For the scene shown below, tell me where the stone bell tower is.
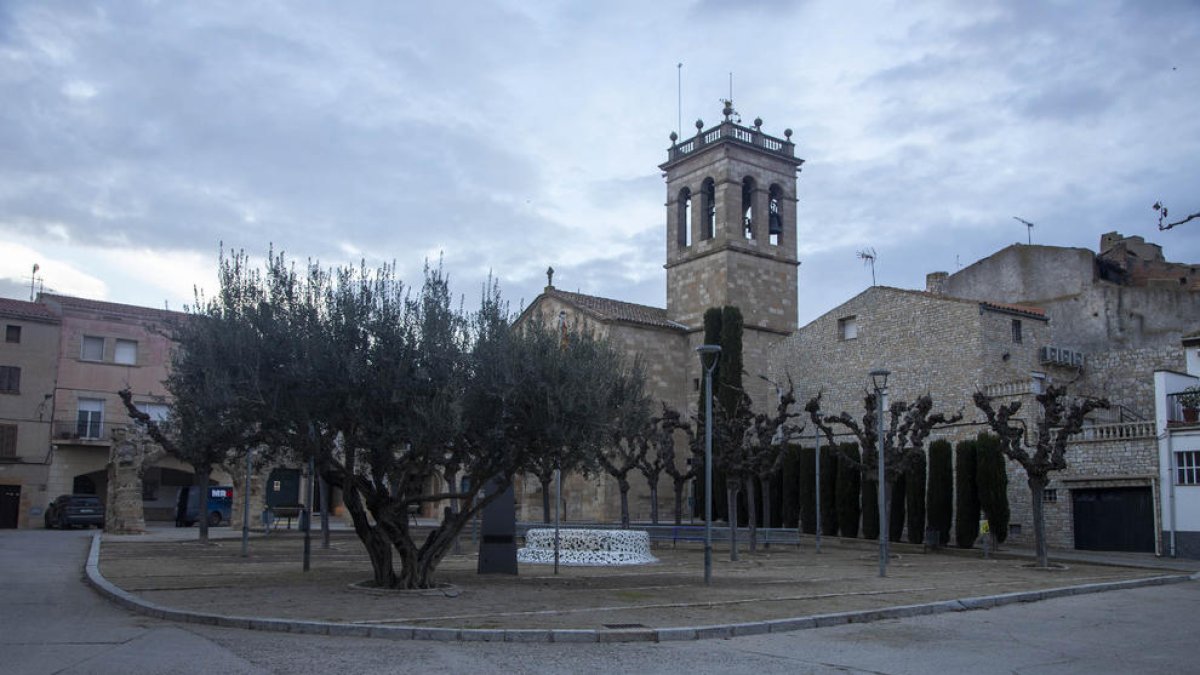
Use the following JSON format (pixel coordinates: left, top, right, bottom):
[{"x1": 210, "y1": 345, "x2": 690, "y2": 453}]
[{"x1": 660, "y1": 100, "x2": 802, "y2": 345}]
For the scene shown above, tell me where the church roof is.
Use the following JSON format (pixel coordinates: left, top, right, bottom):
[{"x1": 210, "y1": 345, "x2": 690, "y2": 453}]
[{"x1": 526, "y1": 288, "x2": 686, "y2": 331}]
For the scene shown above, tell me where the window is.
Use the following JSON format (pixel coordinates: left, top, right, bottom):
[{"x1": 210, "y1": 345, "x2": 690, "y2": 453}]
[
  {"x1": 1030, "y1": 372, "x2": 1046, "y2": 395},
  {"x1": 81, "y1": 336, "x2": 104, "y2": 361},
  {"x1": 677, "y1": 188, "x2": 692, "y2": 248},
  {"x1": 136, "y1": 402, "x2": 170, "y2": 422},
  {"x1": 1011, "y1": 319, "x2": 1023, "y2": 344},
  {"x1": 0, "y1": 366, "x2": 19, "y2": 393},
  {"x1": 5, "y1": 325, "x2": 19, "y2": 343},
  {"x1": 741, "y1": 176, "x2": 755, "y2": 239},
  {"x1": 701, "y1": 177, "x2": 716, "y2": 240},
  {"x1": 0, "y1": 424, "x2": 15, "y2": 457},
  {"x1": 1043, "y1": 489, "x2": 1057, "y2": 503},
  {"x1": 77, "y1": 398, "x2": 104, "y2": 439},
  {"x1": 1177, "y1": 451, "x2": 1200, "y2": 486},
  {"x1": 114, "y1": 339, "x2": 137, "y2": 365},
  {"x1": 838, "y1": 316, "x2": 858, "y2": 341}
]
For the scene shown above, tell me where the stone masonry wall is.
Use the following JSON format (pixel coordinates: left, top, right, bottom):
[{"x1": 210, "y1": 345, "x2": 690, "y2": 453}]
[{"x1": 1005, "y1": 431, "x2": 1159, "y2": 550}]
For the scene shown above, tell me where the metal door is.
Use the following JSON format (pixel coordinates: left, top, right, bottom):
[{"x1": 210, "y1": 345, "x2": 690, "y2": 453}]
[
  {"x1": 0, "y1": 485, "x2": 20, "y2": 528},
  {"x1": 1072, "y1": 487, "x2": 1154, "y2": 553}
]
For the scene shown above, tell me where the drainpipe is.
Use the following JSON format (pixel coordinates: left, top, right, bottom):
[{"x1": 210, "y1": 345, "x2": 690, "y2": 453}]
[{"x1": 1167, "y1": 431, "x2": 1177, "y2": 558}]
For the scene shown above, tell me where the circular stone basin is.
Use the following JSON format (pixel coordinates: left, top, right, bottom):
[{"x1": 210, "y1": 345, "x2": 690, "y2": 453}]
[{"x1": 518, "y1": 528, "x2": 659, "y2": 566}]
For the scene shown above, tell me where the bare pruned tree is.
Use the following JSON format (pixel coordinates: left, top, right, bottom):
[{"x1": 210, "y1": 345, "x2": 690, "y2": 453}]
[
  {"x1": 1153, "y1": 201, "x2": 1199, "y2": 230},
  {"x1": 973, "y1": 385, "x2": 1109, "y2": 567}
]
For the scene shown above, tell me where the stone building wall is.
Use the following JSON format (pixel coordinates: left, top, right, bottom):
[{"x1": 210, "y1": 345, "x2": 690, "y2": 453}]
[
  {"x1": 1004, "y1": 428, "x2": 1159, "y2": 549},
  {"x1": 769, "y1": 287, "x2": 993, "y2": 419},
  {"x1": 1076, "y1": 345, "x2": 1185, "y2": 418}
]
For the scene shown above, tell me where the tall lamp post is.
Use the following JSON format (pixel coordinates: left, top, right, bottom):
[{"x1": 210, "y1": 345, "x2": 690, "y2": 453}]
[
  {"x1": 697, "y1": 344, "x2": 722, "y2": 585},
  {"x1": 870, "y1": 369, "x2": 890, "y2": 578}
]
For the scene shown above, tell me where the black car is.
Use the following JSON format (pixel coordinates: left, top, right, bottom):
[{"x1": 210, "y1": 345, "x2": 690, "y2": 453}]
[{"x1": 44, "y1": 494, "x2": 105, "y2": 529}]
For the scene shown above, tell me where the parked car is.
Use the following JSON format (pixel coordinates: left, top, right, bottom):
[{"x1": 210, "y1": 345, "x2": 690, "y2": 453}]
[{"x1": 44, "y1": 494, "x2": 104, "y2": 529}]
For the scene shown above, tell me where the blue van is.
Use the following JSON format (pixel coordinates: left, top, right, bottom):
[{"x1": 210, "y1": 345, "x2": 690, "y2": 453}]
[{"x1": 175, "y1": 485, "x2": 234, "y2": 527}]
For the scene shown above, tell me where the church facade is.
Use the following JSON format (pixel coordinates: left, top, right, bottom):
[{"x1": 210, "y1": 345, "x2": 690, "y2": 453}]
[{"x1": 514, "y1": 103, "x2": 804, "y2": 523}]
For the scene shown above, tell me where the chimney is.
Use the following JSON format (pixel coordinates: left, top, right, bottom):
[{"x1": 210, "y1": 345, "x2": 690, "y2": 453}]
[{"x1": 926, "y1": 271, "x2": 948, "y2": 295}]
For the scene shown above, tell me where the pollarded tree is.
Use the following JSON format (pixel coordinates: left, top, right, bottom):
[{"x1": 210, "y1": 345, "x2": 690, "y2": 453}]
[
  {"x1": 638, "y1": 405, "x2": 691, "y2": 525},
  {"x1": 807, "y1": 391, "x2": 962, "y2": 544},
  {"x1": 973, "y1": 386, "x2": 1109, "y2": 567},
  {"x1": 741, "y1": 383, "x2": 802, "y2": 551},
  {"x1": 657, "y1": 405, "x2": 699, "y2": 525},
  {"x1": 599, "y1": 359, "x2": 652, "y2": 529}
]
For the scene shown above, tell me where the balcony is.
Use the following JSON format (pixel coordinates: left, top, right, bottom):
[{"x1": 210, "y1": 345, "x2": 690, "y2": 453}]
[
  {"x1": 53, "y1": 421, "x2": 127, "y2": 444},
  {"x1": 1166, "y1": 392, "x2": 1200, "y2": 427}
]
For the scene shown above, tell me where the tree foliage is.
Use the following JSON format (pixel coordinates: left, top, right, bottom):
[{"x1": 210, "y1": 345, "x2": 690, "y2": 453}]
[{"x1": 165, "y1": 250, "x2": 638, "y2": 589}]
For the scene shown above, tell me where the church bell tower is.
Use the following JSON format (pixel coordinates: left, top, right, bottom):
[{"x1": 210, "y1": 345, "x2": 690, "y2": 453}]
[{"x1": 660, "y1": 100, "x2": 802, "y2": 336}]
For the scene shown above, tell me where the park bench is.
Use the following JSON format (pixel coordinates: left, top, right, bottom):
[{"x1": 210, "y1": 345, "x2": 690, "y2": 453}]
[{"x1": 262, "y1": 505, "x2": 302, "y2": 532}]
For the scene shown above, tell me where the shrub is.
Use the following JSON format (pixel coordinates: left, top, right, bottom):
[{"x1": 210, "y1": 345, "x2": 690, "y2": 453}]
[
  {"x1": 975, "y1": 433, "x2": 1010, "y2": 544},
  {"x1": 926, "y1": 439, "x2": 953, "y2": 546},
  {"x1": 906, "y1": 451, "x2": 927, "y2": 544},
  {"x1": 861, "y1": 477, "x2": 879, "y2": 540},
  {"x1": 955, "y1": 439, "x2": 981, "y2": 548},
  {"x1": 889, "y1": 471, "x2": 907, "y2": 542},
  {"x1": 780, "y1": 446, "x2": 800, "y2": 528},
  {"x1": 798, "y1": 446, "x2": 817, "y2": 534},
  {"x1": 819, "y1": 445, "x2": 838, "y2": 536},
  {"x1": 836, "y1": 443, "x2": 862, "y2": 538}
]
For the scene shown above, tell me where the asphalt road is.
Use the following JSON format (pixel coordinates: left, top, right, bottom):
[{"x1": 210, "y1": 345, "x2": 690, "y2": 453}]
[{"x1": 2, "y1": 528, "x2": 1196, "y2": 674}]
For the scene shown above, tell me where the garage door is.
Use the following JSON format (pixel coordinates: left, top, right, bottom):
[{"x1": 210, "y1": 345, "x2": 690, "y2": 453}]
[{"x1": 1072, "y1": 487, "x2": 1154, "y2": 553}]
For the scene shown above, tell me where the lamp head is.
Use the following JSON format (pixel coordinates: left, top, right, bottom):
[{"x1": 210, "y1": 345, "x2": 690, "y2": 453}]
[
  {"x1": 869, "y1": 369, "x2": 890, "y2": 391},
  {"x1": 696, "y1": 344, "x2": 722, "y2": 370}
]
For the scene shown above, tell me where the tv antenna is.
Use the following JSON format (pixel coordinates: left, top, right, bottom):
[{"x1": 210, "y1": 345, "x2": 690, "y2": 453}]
[
  {"x1": 857, "y1": 248, "x2": 877, "y2": 286},
  {"x1": 1013, "y1": 216, "x2": 1035, "y2": 244},
  {"x1": 29, "y1": 263, "x2": 40, "y2": 301}
]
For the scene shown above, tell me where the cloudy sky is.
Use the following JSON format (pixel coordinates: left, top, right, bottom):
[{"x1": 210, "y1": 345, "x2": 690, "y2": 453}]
[{"x1": 1, "y1": 0, "x2": 1197, "y2": 325}]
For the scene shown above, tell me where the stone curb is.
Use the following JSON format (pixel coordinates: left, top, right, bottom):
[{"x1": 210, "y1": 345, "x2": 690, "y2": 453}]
[{"x1": 84, "y1": 534, "x2": 1198, "y2": 645}]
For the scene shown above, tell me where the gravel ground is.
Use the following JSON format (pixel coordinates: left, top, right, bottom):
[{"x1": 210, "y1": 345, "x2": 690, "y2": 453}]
[{"x1": 97, "y1": 530, "x2": 1176, "y2": 630}]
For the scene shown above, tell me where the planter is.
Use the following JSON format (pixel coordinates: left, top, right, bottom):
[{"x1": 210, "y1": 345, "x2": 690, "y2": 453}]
[{"x1": 1184, "y1": 407, "x2": 1199, "y2": 424}]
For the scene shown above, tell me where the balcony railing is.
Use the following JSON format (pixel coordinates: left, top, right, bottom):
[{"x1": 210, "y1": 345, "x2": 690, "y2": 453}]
[
  {"x1": 53, "y1": 421, "x2": 127, "y2": 443},
  {"x1": 666, "y1": 119, "x2": 796, "y2": 163},
  {"x1": 1167, "y1": 392, "x2": 1200, "y2": 427}
]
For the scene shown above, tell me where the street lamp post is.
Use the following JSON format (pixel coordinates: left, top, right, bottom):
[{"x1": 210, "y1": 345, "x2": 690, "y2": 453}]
[
  {"x1": 870, "y1": 369, "x2": 890, "y2": 578},
  {"x1": 697, "y1": 344, "x2": 722, "y2": 585}
]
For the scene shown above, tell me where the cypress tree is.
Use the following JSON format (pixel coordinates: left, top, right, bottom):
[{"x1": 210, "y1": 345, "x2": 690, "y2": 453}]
[
  {"x1": 889, "y1": 472, "x2": 906, "y2": 542},
  {"x1": 695, "y1": 308, "x2": 723, "y2": 519},
  {"x1": 836, "y1": 443, "x2": 861, "y2": 538},
  {"x1": 798, "y1": 446, "x2": 817, "y2": 534},
  {"x1": 926, "y1": 439, "x2": 953, "y2": 547},
  {"x1": 716, "y1": 306, "x2": 743, "y2": 416},
  {"x1": 780, "y1": 446, "x2": 800, "y2": 528},
  {"x1": 955, "y1": 439, "x2": 981, "y2": 548},
  {"x1": 861, "y1": 476, "x2": 879, "y2": 540},
  {"x1": 906, "y1": 451, "x2": 927, "y2": 544},
  {"x1": 975, "y1": 433, "x2": 1011, "y2": 544},
  {"x1": 819, "y1": 444, "x2": 838, "y2": 537}
]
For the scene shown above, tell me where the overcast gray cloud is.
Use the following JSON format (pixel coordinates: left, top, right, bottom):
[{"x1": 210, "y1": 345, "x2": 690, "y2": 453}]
[{"x1": 1, "y1": 0, "x2": 1197, "y2": 325}]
